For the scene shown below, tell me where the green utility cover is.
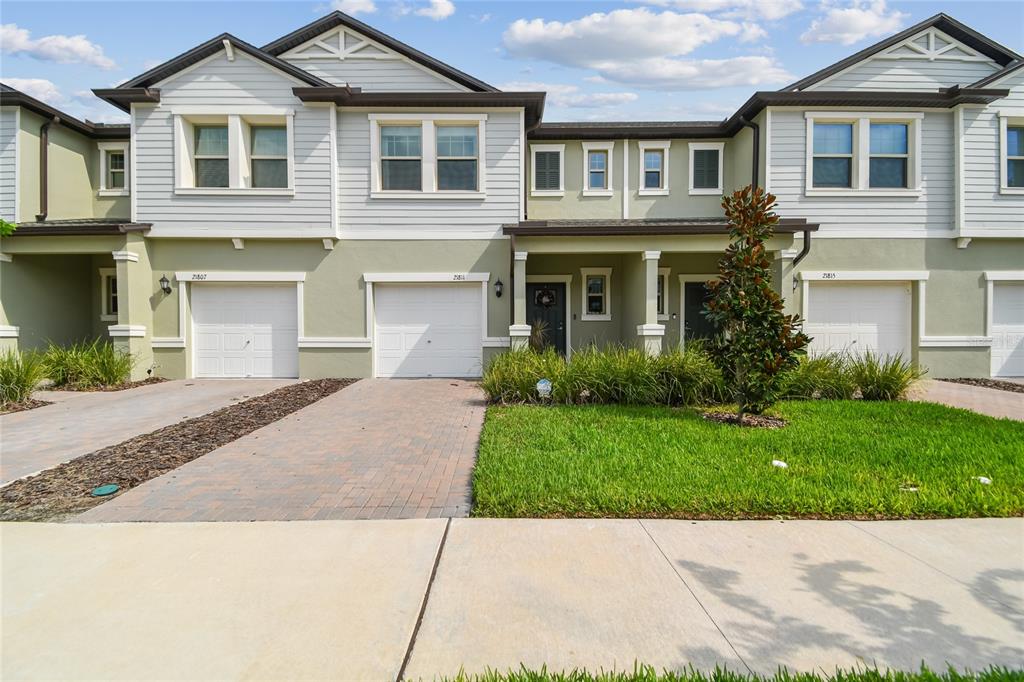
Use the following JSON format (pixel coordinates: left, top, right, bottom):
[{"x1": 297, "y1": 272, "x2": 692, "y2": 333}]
[{"x1": 91, "y1": 484, "x2": 119, "y2": 497}]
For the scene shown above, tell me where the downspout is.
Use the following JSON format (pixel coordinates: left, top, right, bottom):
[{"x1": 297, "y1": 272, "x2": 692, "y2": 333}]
[
  {"x1": 35, "y1": 116, "x2": 60, "y2": 222},
  {"x1": 793, "y1": 229, "x2": 812, "y2": 266},
  {"x1": 738, "y1": 116, "x2": 759, "y2": 188}
]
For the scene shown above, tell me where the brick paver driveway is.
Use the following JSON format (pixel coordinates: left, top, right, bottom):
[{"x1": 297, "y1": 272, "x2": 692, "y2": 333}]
[
  {"x1": 77, "y1": 379, "x2": 484, "y2": 522},
  {"x1": 913, "y1": 379, "x2": 1024, "y2": 420},
  {"x1": 0, "y1": 379, "x2": 293, "y2": 485}
]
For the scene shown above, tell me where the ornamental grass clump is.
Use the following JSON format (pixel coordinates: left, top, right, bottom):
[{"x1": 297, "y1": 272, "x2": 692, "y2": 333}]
[
  {"x1": 0, "y1": 350, "x2": 45, "y2": 407},
  {"x1": 781, "y1": 353, "x2": 857, "y2": 400},
  {"x1": 850, "y1": 351, "x2": 924, "y2": 401},
  {"x1": 655, "y1": 343, "x2": 728, "y2": 406},
  {"x1": 42, "y1": 339, "x2": 136, "y2": 389}
]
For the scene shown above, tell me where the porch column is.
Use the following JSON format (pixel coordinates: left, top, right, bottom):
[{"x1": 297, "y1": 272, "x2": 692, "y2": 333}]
[
  {"x1": 509, "y1": 250, "x2": 531, "y2": 349},
  {"x1": 637, "y1": 250, "x2": 665, "y2": 355},
  {"x1": 109, "y1": 232, "x2": 153, "y2": 381}
]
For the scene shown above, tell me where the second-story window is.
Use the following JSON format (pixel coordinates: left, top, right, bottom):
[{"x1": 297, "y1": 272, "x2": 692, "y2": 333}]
[
  {"x1": 869, "y1": 123, "x2": 908, "y2": 188},
  {"x1": 436, "y1": 125, "x2": 478, "y2": 191},
  {"x1": 97, "y1": 141, "x2": 129, "y2": 196},
  {"x1": 805, "y1": 113, "x2": 921, "y2": 194},
  {"x1": 589, "y1": 150, "x2": 608, "y2": 190},
  {"x1": 689, "y1": 142, "x2": 724, "y2": 195},
  {"x1": 107, "y1": 151, "x2": 125, "y2": 189},
  {"x1": 251, "y1": 126, "x2": 288, "y2": 189},
  {"x1": 194, "y1": 125, "x2": 229, "y2": 188},
  {"x1": 380, "y1": 125, "x2": 423, "y2": 191},
  {"x1": 812, "y1": 123, "x2": 853, "y2": 188},
  {"x1": 1007, "y1": 124, "x2": 1024, "y2": 189},
  {"x1": 532, "y1": 145, "x2": 564, "y2": 195},
  {"x1": 644, "y1": 150, "x2": 664, "y2": 189}
]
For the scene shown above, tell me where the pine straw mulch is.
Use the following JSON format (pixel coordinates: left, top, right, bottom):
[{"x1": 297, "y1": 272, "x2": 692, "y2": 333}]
[
  {"x1": 938, "y1": 377, "x2": 1024, "y2": 395},
  {"x1": 0, "y1": 398, "x2": 54, "y2": 415},
  {"x1": 0, "y1": 378, "x2": 357, "y2": 522},
  {"x1": 701, "y1": 410, "x2": 788, "y2": 429}
]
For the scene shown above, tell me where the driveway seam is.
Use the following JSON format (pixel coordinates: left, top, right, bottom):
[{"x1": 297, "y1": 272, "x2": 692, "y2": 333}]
[
  {"x1": 845, "y1": 520, "x2": 1024, "y2": 615},
  {"x1": 398, "y1": 517, "x2": 452, "y2": 682},
  {"x1": 638, "y1": 520, "x2": 752, "y2": 674}
]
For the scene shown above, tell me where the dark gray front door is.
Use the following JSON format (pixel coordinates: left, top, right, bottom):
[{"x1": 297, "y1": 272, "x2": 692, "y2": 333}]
[
  {"x1": 684, "y1": 281, "x2": 718, "y2": 342},
  {"x1": 526, "y1": 282, "x2": 566, "y2": 354}
]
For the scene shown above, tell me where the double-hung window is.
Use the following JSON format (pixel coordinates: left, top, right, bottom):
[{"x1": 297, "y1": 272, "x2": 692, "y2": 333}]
[
  {"x1": 97, "y1": 141, "x2": 129, "y2": 196},
  {"x1": 582, "y1": 142, "x2": 614, "y2": 196},
  {"x1": 380, "y1": 125, "x2": 422, "y2": 191},
  {"x1": 812, "y1": 123, "x2": 854, "y2": 188},
  {"x1": 589, "y1": 151, "x2": 608, "y2": 189},
  {"x1": 250, "y1": 126, "x2": 288, "y2": 189},
  {"x1": 107, "y1": 151, "x2": 126, "y2": 189},
  {"x1": 99, "y1": 268, "x2": 117, "y2": 322},
  {"x1": 437, "y1": 125, "x2": 478, "y2": 191},
  {"x1": 869, "y1": 123, "x2": 909, "y2": 188},
  {"x1": 805, "y1": 112, "x2": 921, "y2": 194},
  {"x1": 1001, "y1": 117, "x2": 1024, "y2": 193},
  {"x1": 638, "y1": 141, "x2": 670, "y2": 195},
  {"x1": 194, "y1": 125, "x2": 230, "y2": 188},
  {"x1": 581, "y1": 267, "x2": 612, "y2": 321},
  {"x1": 531, "y1": 144, "x2": 564, "y2": 196},
  {"x1": 689, "y1": 142, "x2": 724, "y2": 195},
  {"x1": 371, "y1": 115, "x2": 486, "y2": 197}
]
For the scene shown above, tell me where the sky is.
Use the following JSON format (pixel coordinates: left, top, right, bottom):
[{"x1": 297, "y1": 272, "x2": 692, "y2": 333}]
[{"x1": 1, "y1": 0, "x2": 1021, "y2": 125}]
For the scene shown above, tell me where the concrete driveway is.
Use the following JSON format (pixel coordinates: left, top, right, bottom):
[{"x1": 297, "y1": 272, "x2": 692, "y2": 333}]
[
  {"x1": 3, "y1": 518, "x2": 1020, "y2": 680},
  {"x1": 0, "y1": 379, "x2": 293, "y2": 485},
  {"x1": 913, "y1": 379, "x2": 1024, "y2": 421},
  {"x1": 76, "y1": 379, "x2": 484, "y2": 522}
]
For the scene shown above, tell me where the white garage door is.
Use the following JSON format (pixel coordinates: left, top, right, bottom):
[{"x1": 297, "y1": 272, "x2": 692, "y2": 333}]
[
  {"x1": 192, "y1": 284, "x2": 299, "y2": 378},
  {"x1": 992, "y1": 282, "x2": 1024, "y2": 377},
  {"x1": 374, "y1": 283, "x2": 482, "y2": 378},
  {"x1": 805, "y1": 282, "x2": 912, "y2": 359}
]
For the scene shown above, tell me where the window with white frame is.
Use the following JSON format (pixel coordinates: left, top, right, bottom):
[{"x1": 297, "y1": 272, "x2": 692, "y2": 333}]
[
  {"x1": 805, "y1": 112, "x2": 922, "y2": 194},
  {"x1": 99, "y1": 268, "x2": 117, "y2": 321},
  {"x1": 531, "y1": 144, "x2": 564, "y2": 196},
  {"x1": 97, "y1": 141, "x2": 129, "y2": 196},
  {"x1": 370, "y1": 114, "x2": 486, "y2": 197},
  {"x1": 1001, "y1": 116, "x2": 1024, "y2": 193},
  {"x1": 582, "y1": 142, "x2": 613, "y2": 195},
  {"x1": 639, "y1": 141, "x2": 670, "y2": 195},
  {"x1": 173, "y1": 111, "x2": 294, "y2": 194},
  {"x1": 657, "y1": 267, "x2": 670, "y2": 320},
  {"x1": 581, "y1": 267, "x2": 612, "y2": 321},
  {"x1": 689, "y1": 142, "x2": 724, "y2": 195}
]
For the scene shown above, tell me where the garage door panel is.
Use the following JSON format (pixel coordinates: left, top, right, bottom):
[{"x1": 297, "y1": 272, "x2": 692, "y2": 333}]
[
  {"x1": 992, "y1": 283, "x2": 1024, "y2": 377},
  {"x1": 806, "y1": 282, "x2": 911, "y2": 359}
]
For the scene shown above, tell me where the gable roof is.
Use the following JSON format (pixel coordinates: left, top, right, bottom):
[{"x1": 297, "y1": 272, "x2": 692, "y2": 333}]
[
  {"x1": 97, "y1": 33, "x2": 331, "y2": 111},
  {"x1": 784, "y1": 13, "x2": 1022, "y2": 92},
  {"x1": 0, "y1": 83, "x2": 129, "y2": 139},
  {"x1": 261, "y1": 11, "x2": 496, "y2": 93}
]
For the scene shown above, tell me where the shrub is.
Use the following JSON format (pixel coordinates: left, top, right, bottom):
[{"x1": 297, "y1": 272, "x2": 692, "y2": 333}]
[
  {"x1": 481, "y1": 348, "x2": 565, "y2": 403},
  {"x1": 850, "y1": 351, "x2": 924, "y2": 401},
  {"x1": 781, "y1": 353, "x2": 857, "y2": 400},
  {"x1": 655, "y1": 343, "x2": 728, "y2": 406},
  {"x1": 0, "y1": 350, "x2": 45, "y2": 406},
  {"x1": 42, "y1": 339, "x2": 136, "y2": 389}
]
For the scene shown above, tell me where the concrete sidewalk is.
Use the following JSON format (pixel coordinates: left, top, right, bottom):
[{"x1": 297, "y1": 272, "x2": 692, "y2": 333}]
[
  {"x1": 913, "y1": 379, "x2": 1024, "y2": 421},
  {"x1": 3, "y1": 519, "x2": 1021, "y2": 680}
]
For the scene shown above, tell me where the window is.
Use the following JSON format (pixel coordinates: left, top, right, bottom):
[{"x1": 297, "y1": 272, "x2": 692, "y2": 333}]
[
  {"x1": 869, "y1": 123, "x2": 908, "y2": 188},
  {"x1": 97, "y1": 141, "x2": 129, "y2": 196},
  {"x1": 804, "y1": 112, "x2": 922, "y2": 195},
  {"x1": 1002, "y1": 117, "x2": 1024, "y2": 193},
  {"x1": 812, "y1": 123, "x2": 853, "y2": 188},
  {"x1": 531, "y1": 144, "x2": 564, "y2": 195},
  {"x1": 380, "y1": 125, "x2": 422, "y2": 191},
  {"x1": 580, "y1": 267, "x2": 612, "y2": 321},
  {"x1": 99, "y1": 268, "x2": 117, "y2": 322},
  {"x1": 657, "y1": 268, "x2": 670, "y2": 320},
  {"x1": 582, "y1": 142, "x2": 614, "y2": 195},
  {"x1": 689, "y1": 142, "x2": 724, "y2": 195},
  {"x1": 250, "y1": 126, "x2": 288, "y2": 189},
  {"x1": 437, "y1": 125, "x2": 478, "y2": 191},
  {"x1": 194, "y1": 125, "x2": 229, "y2": 188},
  {"x1": 638, "y1": 141, "x2": 670, "y2": 195}
]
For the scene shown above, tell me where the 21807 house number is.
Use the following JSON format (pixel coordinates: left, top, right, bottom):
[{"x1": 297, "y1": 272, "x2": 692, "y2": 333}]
[{"x1": 191, "y1": 273, "x2": 208, "y2": 280}]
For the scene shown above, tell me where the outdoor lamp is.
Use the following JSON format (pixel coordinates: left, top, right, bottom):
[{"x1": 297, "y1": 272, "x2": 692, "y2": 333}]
[
  {"x1": 494, "y1": 278, "x2": 504, "y2": 298},
  {"x1": 159, "y1": 275, "x2": 172, "y2": 295}
]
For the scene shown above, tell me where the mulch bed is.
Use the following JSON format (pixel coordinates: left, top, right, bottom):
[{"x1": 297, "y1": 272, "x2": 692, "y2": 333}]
[
  {"x1": 701, "y1": 411, "x2": 788, "y2": 429},
  {"x1": 0, "y1": 399, "x2": 54, "y2": 415},
  {"x1": 0, "y1": 378, "x2": 356, "y2": 522},
  {"x1": 53, "y1": 376, "x2": 168, "y2": 393},
  {"x1": 937, "y1": 377, "x2": 1024, "y2": 394}
]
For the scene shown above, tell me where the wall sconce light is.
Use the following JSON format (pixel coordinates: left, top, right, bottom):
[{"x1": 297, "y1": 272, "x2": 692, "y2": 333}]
[
  {"x1": 494, "y1": 278, "x2": 504, "y2": 298},
  {"x1": 159, "y1": 275, "x2": 172, "y2": 295}
]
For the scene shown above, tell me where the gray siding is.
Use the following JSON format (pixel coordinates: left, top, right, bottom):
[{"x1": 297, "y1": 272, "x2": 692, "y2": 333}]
[
  {"x1": 808, "y1": 58, "x2": 999, "y2": 91},
  {"x1": 963, "y1": 70, "x2": 1024, "y2": 234},
  {"x1": 282, "y1": 57, "x2": 467, "y2": 92},
  {"x1": 135, "y1": 51, "x2": 333, "y2": 237},
  {"x1": 0, "y1": 107, "x2": 16, "y2": 222},
  {"x1": 338, "y1": 110, "x2": 521, "y2": 239},
  {"x1": 769, "y1": 109, "x2": 954, "y2": 236}
]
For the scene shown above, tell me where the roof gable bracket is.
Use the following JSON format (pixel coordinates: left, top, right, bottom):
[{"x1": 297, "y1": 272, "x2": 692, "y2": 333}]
[{"x1": 284, "y1": 26, "x2": 402, "y2": 62}]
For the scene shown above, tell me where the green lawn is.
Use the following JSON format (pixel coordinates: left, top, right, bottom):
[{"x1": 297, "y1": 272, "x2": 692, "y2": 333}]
[
  {"x1": 473, "y1": 401, "x2": 1024, "y2": 519},
  {"x1": 443, "y1": 666, "x2": 1022, "y2": 682}
]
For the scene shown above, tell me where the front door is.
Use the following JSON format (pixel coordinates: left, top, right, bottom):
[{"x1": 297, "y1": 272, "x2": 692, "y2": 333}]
[
  {"x1": 526, "y1": 282, "x2": 567, "y2": 354},
  {"x1": 683, "y1": 282, "x2": 718, "y2": 343}
]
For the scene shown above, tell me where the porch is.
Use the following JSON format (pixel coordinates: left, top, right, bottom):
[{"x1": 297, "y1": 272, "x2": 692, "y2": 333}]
[{"x1": 503, "y1": 218, "x2": 817, "y2": 354}]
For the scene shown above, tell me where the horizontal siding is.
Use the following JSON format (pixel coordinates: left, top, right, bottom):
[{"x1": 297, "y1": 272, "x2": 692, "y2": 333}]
[
  {"x1": 338, "y1": 110, "x2": 520, "y2": 238},
  {"x1": 138, "y1": 51, "x2": 333, "y2": 236},
  {"x1": 810, "y1": 58, "x2": 998, "y2": 91},
  {"x1": 0, "y1": 108, "x2": 15, "y2": 222},
  {"x1": 282, "y1": 57, "x2": 466, "y2": 92},
  {"x1": 770, "y1": 109, "x2": 954, "y2": 236},
  {"x1": 963, "y1": 71, "x2": 1024, "y2": 234}
]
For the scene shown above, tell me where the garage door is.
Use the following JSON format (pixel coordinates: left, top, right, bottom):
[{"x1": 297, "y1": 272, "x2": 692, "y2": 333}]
[
  {"x1": 805, "y1": 282, "x2": 912, "y2": 359},
  {"x1": 192, "y1": 284, "x2": 299, "y2": 378},
  {"x1": 991, "y1": 282, "x2": 1024, "y2": 377},
  {"x1": 374, "y1": 283, "x2": 482, "y2": 378}
]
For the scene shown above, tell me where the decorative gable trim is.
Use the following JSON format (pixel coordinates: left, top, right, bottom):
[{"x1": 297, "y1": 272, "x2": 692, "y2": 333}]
[{"x1": 872, "y1": 28, "x2": 993, "y2": 63}]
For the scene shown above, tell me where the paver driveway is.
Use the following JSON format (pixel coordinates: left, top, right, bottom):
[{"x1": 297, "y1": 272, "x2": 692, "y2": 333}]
[
  {"x1": 913, "y1": 379, "x2": 1024, "y2": 420},
  {"x1": 0, "y1": 379, "x2": 293, "y2": 485},
  {"x1": 77, "y1": 379, "x2": 484, "y2": 522}
]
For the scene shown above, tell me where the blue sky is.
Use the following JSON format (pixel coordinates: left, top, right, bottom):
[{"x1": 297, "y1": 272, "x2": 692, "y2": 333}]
[{"x1": 1, "y1": 0, "x2": 1021, "y2": 124}]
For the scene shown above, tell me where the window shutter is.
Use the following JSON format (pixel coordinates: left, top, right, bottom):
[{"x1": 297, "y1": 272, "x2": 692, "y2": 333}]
[
  {"x1": 535, "y1": 151, "x2": 560, "y2": 190},
  {"x1": 693, "y1": 149, "x2": 719, "y2": 189}
]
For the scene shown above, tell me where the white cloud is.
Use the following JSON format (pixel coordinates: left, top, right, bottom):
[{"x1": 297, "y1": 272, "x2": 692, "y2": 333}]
[
  {"x1": 592, "y1": 55, "x2": 794, "y2": 90},
  {"x1": 645, "y1": 0, "x2": 804, "y2": 21},
  {"x1": 739, "y1": 22, "x2": 767, "y2": 42},
  {"x1": 332, "y1": 0, "x2": 377, "y2": 15},
  {"x1": 800, "y1": 0, "x2": 907, "y2": 45},
  {"x1": 2, "y1": 77, "x2": 65, "y2": 105},
  {"x1": 0, "y1": 24, "x2": 116, "y2": 69},
  {"x1": 416, "y1": 0, "x2": 455, "y2": 20},
  {"x1": 500, "y1": 81, "x2": 639, "y2": 108}
]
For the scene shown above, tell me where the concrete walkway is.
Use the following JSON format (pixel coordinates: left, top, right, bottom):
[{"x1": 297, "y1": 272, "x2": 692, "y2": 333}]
[
  {"x1": 77, "y1": 379, "x2": 484, "y2": 522},
  {"x1": 3, "y1": 519, "x2": 1021, "y2": 680},
  {"x1": 913, "y1": 379, "x2": 1024, "y2": 421},
  {"x1": 0, "y1": 379, "x2": 293, "y2": 485}
]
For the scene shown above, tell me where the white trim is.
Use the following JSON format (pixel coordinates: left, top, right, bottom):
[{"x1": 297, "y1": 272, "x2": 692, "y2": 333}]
[
  {"x1": 998, "y1": 114, "x2": 1024, "y2": 194},
  {"x1": 222, "y1": 39, "x2": 234, "y2": 62},
  {"x1": 638, "y1": 140, "x2": 671, "y2": 196},
  {"x1": 112, "y1": 250, "x2": 139, "y2": 263},
  {"x1": 329, "y1": 105, "x2": 340, "y2": 238},
  {"x1": 0, "y1": 253, "x2": 11, "y2": 263},
  {"x1": 367, "y1": 191, "x2": 485, "y2": 200},
  {"x1": 919, "y1": 336, "x2": 992, "y2": 347},
  {"x1": 97, "y1": 141, "x2": 129, "y2": 196},
  {"x1": 642, "y1": 250, "x2": 661, "y2": 261},
  {"x1": 173, "y1": 187, "x2": 295, "y2": 196},
  {"x1": 954, "y1": 105, "x2": 965, "y2": 234},
  {"x1": 0, "y1": 325, "x2": 19, "y2": 338},
  {"x1": 984, "y1": 272, "x2": 1024, "y2": 339},
  {"x1": 657, "y1": 267, "x2": 670, "y2": 321},
  {"x1": 129, "y1": 104, "x2": 137, "y2": 222},
  {"x1": 170, "y1": 106, "x2": 296, "y2": 117},
  {"x1": 582, "y1": 141, "x2": 614, "y2": 196},
  {"x1": 688, "y1": 142, "x2": 724, "y2": 195},
  {"x1": 957, "y1": 237, "x2": 972, "y2": 249},
  {"x1": 580, "y1": 267, "x2": 612, "y2": 321},
  {"x1": 363, "y1": 272, "x2": 489, "y2": 283},
  {"x1": 297, "y1": 337, "x2": 372, "y2": 348},
  {"x1": 152, "y1": 337, "x2": 185, "y2": 348},
  {"x1": 621, "y1": 138, "x2": 629, "y2": 218},
  {"x1": 12, "y1": 106, "x2": 19, "y2": 222},
  {"x1": 798, "y1": 271, "x2": 929, "y2": 281},
  {"x1": 526, "y1": 274, "x2": 573, "y2": 356},
  {"x1": 530, "y1": 143, "x2": 565, "y2": 196},
  {"x1": 482, "y1": 337, "x2": 511, "y2": 348},
  {"x1": 984, "y1": 271, "x2": 1024, "y2": 281},
  {"x1": 677, "y1": 274, "x2": 719, "y2": 346},
  {"x1": 509, "y1": 325, "x2": 532, "y2": 337},
  {"x1": 232, "y1": 238, "x2": 244, "y2": 250},
  {"x1": 519, "y1": 109, "x2": 526, "y2": 218},
  {"x1": 108, "y1": 324, "x2": 146, "y2": 338},
  {"x1": 764, "y1": 108, "x2": 772, "y2": 192},
  {"x1": 175, "y1": 271, "x2": 306, "y2": 282},
  {"x1": 369, "y1": 113, "x2": 488, "y2": 122},
  {"x1": 636, "y1": 323, "x2": 666, "y2": 337},
  {"x1": 514, "y1": 251, "x2": 528, "y2": 262},
  {"x1": 99, "y1": 267, "x2": 117, "y2": 322},
  {"x1": 322, "y1": 238, "x2": 335, "y2": 250}
]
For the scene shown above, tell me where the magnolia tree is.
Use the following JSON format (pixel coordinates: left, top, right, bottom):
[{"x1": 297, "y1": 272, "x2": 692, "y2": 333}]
[{"x1": 704, "y1": 186, "x2": 810, "y2": 420}]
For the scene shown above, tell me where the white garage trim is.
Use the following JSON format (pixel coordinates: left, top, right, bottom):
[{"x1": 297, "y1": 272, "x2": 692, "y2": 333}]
[
  {"x1": 985, "y1": 271, "x2": 1024, "y2": 337},
  {"x1": 363, "y1": 272, "x2": 490, "y2": 283},
  {"x1": 799, "y1": 272, "x2": 928, "y2": 340},
  {"x1": 108, "y1": 325, "x2": 146, "y2": 337},
  {"x1": 175, "y1": 271, "x2": 306, "y2": 282},
  {"x1": 802, "y1": 280, "x2": 913, "y2": 359}
]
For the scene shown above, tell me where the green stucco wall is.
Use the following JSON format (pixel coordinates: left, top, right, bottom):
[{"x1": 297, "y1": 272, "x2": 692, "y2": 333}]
[{"x1": 1, "y1": 254, "x2": 98, "y2": 349}]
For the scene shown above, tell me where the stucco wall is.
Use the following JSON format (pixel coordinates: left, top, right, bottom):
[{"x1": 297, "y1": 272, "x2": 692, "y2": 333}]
[{"x1": 1, "y1": 254, "x2": 97, "y2": 349}]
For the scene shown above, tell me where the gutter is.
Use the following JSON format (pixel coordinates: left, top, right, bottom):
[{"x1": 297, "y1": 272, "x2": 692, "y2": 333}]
[
  {"x1": 738, "y1": 116, "x2": 760, "y2": 188},
  {"x1": 35, "y1": 116, "x2": 59, "y2": 222},
  {"x1": 793, "y1": 229, "x2": 813, "y2": 266}
]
